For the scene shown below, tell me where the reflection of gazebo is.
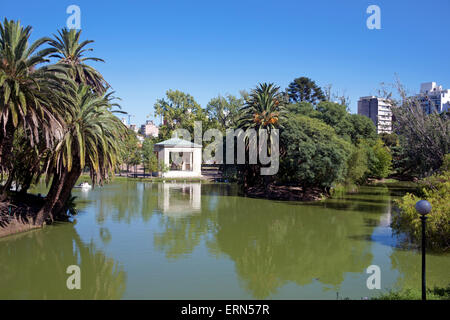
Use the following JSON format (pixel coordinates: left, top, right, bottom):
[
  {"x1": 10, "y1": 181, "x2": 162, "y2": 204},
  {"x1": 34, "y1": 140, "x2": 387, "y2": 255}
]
[
  {"x1": 154, "y1": 138, "x2": 202, "y2": 178},
  {"x1": 157, "y1": 183, "x2": 201, "y2": 217}
]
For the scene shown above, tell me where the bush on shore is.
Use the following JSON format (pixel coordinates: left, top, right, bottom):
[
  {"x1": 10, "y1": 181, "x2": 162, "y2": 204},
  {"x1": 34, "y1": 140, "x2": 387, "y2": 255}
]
[{"x1": 391, "y1": 155, "x2": 450, "y2": 251}]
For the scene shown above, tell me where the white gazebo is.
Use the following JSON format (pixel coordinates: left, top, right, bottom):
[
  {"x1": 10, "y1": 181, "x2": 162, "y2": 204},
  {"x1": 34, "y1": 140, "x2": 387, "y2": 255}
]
[{"x1": 154, "y1": 138, "x2": 202, "y2": 178}]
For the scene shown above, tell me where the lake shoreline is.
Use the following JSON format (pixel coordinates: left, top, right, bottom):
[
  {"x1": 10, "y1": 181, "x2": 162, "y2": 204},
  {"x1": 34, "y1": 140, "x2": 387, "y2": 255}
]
[
  {"x1": 0, "y1": 193, "x2": 52, "y2": 239},
  {"x1": 244, "y1": 184, "x2": 325, "y2": 201}
]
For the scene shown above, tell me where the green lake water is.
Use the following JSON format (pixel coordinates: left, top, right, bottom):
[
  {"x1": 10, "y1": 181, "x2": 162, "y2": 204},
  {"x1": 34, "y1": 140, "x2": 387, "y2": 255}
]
[{"x1": 0, "y1": 181, "x2": 449, "y2": 299}]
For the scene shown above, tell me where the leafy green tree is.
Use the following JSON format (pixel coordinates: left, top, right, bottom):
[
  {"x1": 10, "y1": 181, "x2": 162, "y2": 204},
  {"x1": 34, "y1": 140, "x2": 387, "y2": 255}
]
[
  {"x1": 206, "y1": 94, "x2": 243, "y2": 130},
  {"x1": 312, "y1": 101, "x2": 352, "y2": 140},
  {"x1": 379, "y1": 132, "x2": 398, "y2": 147},
  {"x1": 285, "y1": 102, "x2": 318, "y2": 117},
  {"x1": 348, "y1": 114, "x2": 377, "y2": 145},
  {"x1": 279, "y1": 115, "x2": 352, "y2": 190},
  {"x1": 154, "y1": 90, "x2": 208, "y2": 140},
  {"x1": 287, "y1": 77, "x2": 325, "y2": 104},
  {"x1": 363, "y1": 139, "x2": 392, "y2": 179},
  {"x1": 121, "y1": 129, "x2": 140, "y2": 174},
  {"x1": 345, "y1": 144, "x2": 369, "y2": 185},
  {"x1": 141, "y1": 138, "x2": 158, "y2": 176}
]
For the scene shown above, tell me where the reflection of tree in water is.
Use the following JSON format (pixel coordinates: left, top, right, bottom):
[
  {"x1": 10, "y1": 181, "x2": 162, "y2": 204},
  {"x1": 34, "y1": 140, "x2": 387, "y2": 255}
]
[
  {"x1": 93, "y1": 181, "x2": 158, "y2": 224},
  {"x1": 389, "y1": 248, "x2": 450, "y2": 292},
  {"x1": 213, "y1": 199, "x2": 377, "y2": 299},
  {"x1": 0, "y1": 223, "x2": 126, "y2": 299},
  {"x1": 152, "y1": 184, "x2": 389, "y2": 299},
  {"x1": 153, "y1": 183, "x2": 232, "y2": 259},
  {"x1": 153, "y1": 210, "x2": 215, "y2": 259}
]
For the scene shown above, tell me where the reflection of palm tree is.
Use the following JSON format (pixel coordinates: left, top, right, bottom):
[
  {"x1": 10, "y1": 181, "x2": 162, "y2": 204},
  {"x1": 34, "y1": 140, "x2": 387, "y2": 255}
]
[{"x1": 0, "y1": 223, "x2": 126, "y2": 299}]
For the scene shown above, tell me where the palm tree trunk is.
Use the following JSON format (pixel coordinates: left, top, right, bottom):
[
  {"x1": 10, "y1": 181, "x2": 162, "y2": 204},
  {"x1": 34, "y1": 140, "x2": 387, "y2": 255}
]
[
  {"x1": 35, "y1": 162, "x2": 82, "y2": 226},
  {"x1": 19, "y1": 173, "x2": 34, "y2": 195}
]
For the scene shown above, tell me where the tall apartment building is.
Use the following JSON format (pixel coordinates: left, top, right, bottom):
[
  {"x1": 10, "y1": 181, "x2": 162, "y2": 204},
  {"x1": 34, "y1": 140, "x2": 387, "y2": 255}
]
[
  {"x1": 414, "y1": 82, "x2": 450, "y2": 114},
  {"x1": 357, "y1": 96, "x2": 393, "y2": 134},
  {"x1": 140, "y1": 120, "x2": 159, "y2": 138}
]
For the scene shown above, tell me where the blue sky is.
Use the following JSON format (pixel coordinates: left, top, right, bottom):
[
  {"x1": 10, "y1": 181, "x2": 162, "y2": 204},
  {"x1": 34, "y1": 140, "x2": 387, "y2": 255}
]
[{"x1": 2, "y1": 0, "x2": 449, "y2": 126}]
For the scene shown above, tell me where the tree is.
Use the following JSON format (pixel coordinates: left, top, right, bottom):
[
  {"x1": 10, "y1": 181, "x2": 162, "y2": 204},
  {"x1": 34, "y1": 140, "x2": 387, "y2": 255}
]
[
  {"x1": 285, "y1": 102, "x2": 318, "y2": 117},
  {"x1": 345, "y1": 144, "x2": 369, "y2": 185},
  {"x1": 154, "y1": 90, "x2": 208, "y2": 140},
  {"x1": 348, "y1": 113, "x2": 377, "y2": 145},
  {"x1": 48, "y1": 28, "x2": 108, "y2": 94},
  {"x1": 287, "y1": 77, "x2": 325, "y2": 104},
  {"x1": 121, "y1": 129, "x2": 140, "y2": 175},
  {"x1": 393, "y1": 101, "x2": 449, "y2": 177},
  {"x1": 0, "y1": 19, "x2": 65, "y2": 198},
  {"x1": 363, "y1": 139, "x2": 392, "y2": 179},
  {"x1": 236, "y1": 83, "x2": 287, "y2": 189},
  {"x1": 36, "y1": 84, "x2": 127, "y2": 225},
  {"x1": 142, "y1": 139, "x2": 158, "y2": 176},
  {"x1": 312, "y1": 101, "x2": 352, "y2": 140},
  {"x1": 206, "y1": 94, "x2": 243, "y2": 130},
  {"x1": 238, "y1": 83, "x2": 286, "y2": 134},
  {"x1": 279, "y1": 115, "x2": 352, "y2": 190},
  {"x1": 379, "y1": 132, "x2": 398, "y2": 148}
]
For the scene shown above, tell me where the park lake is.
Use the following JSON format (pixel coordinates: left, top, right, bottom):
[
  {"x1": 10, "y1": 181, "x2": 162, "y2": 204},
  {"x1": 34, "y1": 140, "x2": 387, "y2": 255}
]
[{"x1": 0, "y1": 181, "x2": 449, "y2": 299}]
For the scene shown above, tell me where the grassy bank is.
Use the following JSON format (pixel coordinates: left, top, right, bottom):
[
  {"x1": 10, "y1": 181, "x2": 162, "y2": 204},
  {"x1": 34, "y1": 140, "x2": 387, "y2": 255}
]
[{"x1": 373, "y1": 285, "x2": 450, "y2": 300}]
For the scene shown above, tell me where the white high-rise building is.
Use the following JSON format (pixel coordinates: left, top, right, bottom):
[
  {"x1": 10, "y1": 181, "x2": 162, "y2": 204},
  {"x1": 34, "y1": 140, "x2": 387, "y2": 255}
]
[
  {"x1": 357, "y1": 96, "x2": 393, "y2": 134},
  {"x1": 415, "y1": 82, "x2": 450, "y2": 114}
]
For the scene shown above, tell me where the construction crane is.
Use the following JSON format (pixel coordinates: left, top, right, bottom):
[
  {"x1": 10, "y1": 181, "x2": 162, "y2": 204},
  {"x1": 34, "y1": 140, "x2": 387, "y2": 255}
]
[{"x1": 127, "y1": 114, "x2": 135, "y2": 125}]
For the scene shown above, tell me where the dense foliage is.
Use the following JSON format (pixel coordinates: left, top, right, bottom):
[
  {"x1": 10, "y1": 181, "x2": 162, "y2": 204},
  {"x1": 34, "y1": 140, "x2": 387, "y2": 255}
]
[
  {"x1": 392, "y1": 155, "x2": 450, "y2": 251},
  {"x1": 0, "y1": 19, "x2": 127, "y2": 225},
  {"x1": 279, "y1": 115, "x2": 352, "y2": 189}
]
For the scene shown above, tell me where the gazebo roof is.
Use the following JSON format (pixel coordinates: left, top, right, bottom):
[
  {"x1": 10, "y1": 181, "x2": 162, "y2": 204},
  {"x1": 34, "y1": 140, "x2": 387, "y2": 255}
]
[{"x1": 154, "y1": 138, "x2": 202, "y2": 148}]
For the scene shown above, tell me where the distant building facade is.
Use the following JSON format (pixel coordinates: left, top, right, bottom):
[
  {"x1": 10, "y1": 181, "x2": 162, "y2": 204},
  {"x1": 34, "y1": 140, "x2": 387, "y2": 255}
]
[
  {"x1": 129, "y1": 124, "x2": 139, "y2": 133},
  {"x1": 140, "y1": 120, "x2": 159, "y2": 138},
  {"x1": 357, "y1": 96, "x2": 393, "y2": 134},
  {"x1": 414, "y1": 82, "x2": 450, "y2": 114}
]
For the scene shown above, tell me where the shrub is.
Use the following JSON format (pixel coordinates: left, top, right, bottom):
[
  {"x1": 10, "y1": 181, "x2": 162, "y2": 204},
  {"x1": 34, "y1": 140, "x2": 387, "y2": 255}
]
[
  {"x1": 392, "y1": 160, "x2": 450, "y2": 251},
  {"x1": 345, "y1": 144, "x2": 369, "y2": 185}
]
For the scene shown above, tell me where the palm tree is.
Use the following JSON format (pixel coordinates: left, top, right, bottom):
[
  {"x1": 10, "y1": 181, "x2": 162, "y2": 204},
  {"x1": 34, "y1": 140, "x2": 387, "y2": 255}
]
[
  {"x1": 238, "y1": 83, "x2": 286, "y2": 134},
  {"x1": 36, "y1": 84, "x2": 127, "y2": 225},
  {"x1": 48, "y1": 28, "x2": 109, "y2": 94},
  {"x1": 236, "y1": 83, "x2": 286, "y2": 189},
  {"x1": 0, "y1": 19, "x2": 65, "y2": 197}
]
